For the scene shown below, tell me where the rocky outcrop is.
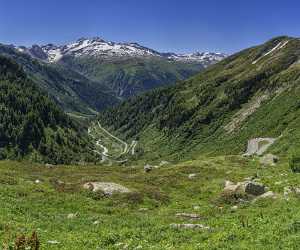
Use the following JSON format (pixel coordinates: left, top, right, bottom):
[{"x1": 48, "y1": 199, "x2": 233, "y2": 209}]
[
  {"x1": 83, "y1": 182, "x2": 131, "y2": 196},
  {"x1": 243, "y1": 138, "x2": 276, "y2": 156}
]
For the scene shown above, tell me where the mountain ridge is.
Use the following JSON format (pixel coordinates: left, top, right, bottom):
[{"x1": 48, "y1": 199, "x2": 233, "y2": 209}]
[
  {"x1": 16, "y1": 37, "x2": 226, "y2": 65},
  {"x1": 97, "y1": 36, "x2": 300, "y2": 162}
]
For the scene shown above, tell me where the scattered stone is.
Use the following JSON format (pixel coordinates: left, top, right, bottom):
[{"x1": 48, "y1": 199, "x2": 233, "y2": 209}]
[
  {"x1": 223, "y1": 180, "x2": 241, "y2": 193},
  {"x1": 260, "y1": 154, "x2": 279, "y2": 166},
  {"x1": 45, "y1": 163, "x2": 55, "y2": 168},
  {"x1": 138, "y1": 207, "x2": 149, "y2": 212},
  {"x1": 55, "y1": 180, "x2": 65, "y2": 185},
  {"x1": 83, "y1": 182, "x2": 131, "y2": 196},
  {"x1": 47, "y1": 240, "x2": 60, "y2": 244},
  {"x1": 244, "y1": 182, "x2": 266, "y2": 196},
  {"x1": 254, "y1": 191, "x2": 278, "y2": 202},
  {"x1": 144, "y1": 164, "x2": 154, "y2": 173},
  {"x1": 170, "y1": 223, "x2": 210, "y2": 230},
  {"x1": 193, "y1": 205, "x2": 200, "y2": 210},
  {"x1": 159, "y1": 161, "x2": 170, "y2": 167},
  {"x1": 284, "y1": 187, "x2": 292, "y2": 199},
  {"x1": 188, "y1": 174, "x2": 197, "y2": 179},
  {"x1": 176, "y1": 213, "x2": 201, "y2": 219},
  {"x1": 284, "y1": 186, "x2": 300, "y2": 199},
  {"x1": 67, "y1": 213, "x2": 77, "y2": 219},
  {"x1": 231, "y1": 205, "x2": 238, "y2": 211},
  {"x1": 93, "y1": 220, "x2": 100, "y2": 225}
]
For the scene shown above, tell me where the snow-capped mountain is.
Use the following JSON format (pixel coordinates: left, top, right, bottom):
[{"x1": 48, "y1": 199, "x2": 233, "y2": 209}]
[{"x1": 18, "y1": 37, "x2": 226, "y2": 65}]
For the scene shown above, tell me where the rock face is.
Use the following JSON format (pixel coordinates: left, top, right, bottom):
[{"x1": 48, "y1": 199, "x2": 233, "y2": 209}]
[
  {"x1": 83, "y1": 182, "x2": 131, "y2": 196},
  {"x1": 260, "y1": 154, "x2": 279, "y2": 166},
  {"x1": 243, "y1": 138, "x2": 276, "y2": 156}
]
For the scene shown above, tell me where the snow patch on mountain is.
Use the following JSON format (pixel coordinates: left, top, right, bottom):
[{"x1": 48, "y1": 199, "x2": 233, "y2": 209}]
[{"x1": 17, "y1": 37, "x2": 227, "y2": 65}]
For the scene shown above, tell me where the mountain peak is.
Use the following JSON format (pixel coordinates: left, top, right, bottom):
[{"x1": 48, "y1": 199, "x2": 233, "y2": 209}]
[{"x1": 16, "y1": 37, "x2": 226, "y2": 64}]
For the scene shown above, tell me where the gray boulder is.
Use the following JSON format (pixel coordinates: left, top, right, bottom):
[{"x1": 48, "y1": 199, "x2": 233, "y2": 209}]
[
  {"x1": 83, "y1": 182, "x2": 131, "y2": 196},
  {"x1": 244, "y1": 181, "x2": 266, "y2": 196}
]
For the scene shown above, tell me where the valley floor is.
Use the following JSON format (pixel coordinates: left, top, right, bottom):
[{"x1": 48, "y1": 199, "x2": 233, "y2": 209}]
[{"x1": 0, "y1": 156, "x2": 299, "y2": 249}]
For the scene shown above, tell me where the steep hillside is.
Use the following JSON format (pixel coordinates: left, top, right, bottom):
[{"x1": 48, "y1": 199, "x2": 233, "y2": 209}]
[
  {"x1": 98, "y1": 36, "x2": 300, "y2": 161},
  {"x1": 60, "y1": 56, "x2": 203, "y2": 97},
  {"x1": 0, "y1": 55, "x2": 95, "y2": 164},
  {"x1": 0, "y1": 44, "x2": 119, "y2": 115}
]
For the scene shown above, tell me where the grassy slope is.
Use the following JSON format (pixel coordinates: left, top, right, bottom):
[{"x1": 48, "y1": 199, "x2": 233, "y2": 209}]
[
  {"x1": 0, "y1": 157, "x2": 299, "y2": 249},
  {"x1": 60, "y1": 56, "x2": 204, "y2": 97},
  {"x1": 98, "y1": 36, "x2": 300, "y2": 162}
]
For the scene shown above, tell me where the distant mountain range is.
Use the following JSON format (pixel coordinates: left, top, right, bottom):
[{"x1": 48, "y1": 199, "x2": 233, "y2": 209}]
[
  {"x1": 0, "y1": 37, "x2": 226, "y2": 115},
  {"x1": 17, "y1": 37, "x2": 226, "y2": 65}
]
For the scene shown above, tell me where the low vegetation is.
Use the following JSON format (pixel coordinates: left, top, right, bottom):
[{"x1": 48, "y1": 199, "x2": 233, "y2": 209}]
[{"x1": 0, "y1": 155, "x2": 299, "y2": 249}]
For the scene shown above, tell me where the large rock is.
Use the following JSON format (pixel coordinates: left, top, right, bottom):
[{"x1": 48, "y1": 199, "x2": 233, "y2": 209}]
[
  {"x1": 260, "y1": 154, "x2": 279, "y2": 166},
  {"x1": 83, "y1": 182, "x2": 131, "y2": 196},
  {"x1": 223, "y1": 180, "x2": 266, "y2": 196},
  {"x1": 254, "y1": 191, "x2": 277, "y2": 202},
  {"x1": 244, "y1": 182, "x2": 266, "y2": 196}
]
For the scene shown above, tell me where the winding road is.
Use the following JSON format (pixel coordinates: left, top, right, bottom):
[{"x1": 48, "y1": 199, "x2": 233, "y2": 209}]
[{"x1": 88, "y1": 122, "x2": 138, "y2": 164}]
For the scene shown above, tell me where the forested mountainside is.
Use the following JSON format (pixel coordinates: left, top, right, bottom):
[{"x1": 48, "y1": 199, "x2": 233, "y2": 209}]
[
  {"x1": 0, "y1": 44, "x2": 119, "y2": 115},
  {"x1": 98, "y1": 36, "x2": 300, "y2": 161},
  {"x1": 59, "y1": 55, "x2": 204, "y2": 98},
  {"x1": 0, "y1": 55, "x2": 96, "y2": 164}
]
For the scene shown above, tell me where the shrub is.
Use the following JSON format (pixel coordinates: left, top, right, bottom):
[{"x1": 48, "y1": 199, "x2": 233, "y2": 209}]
[
  {"x1": 290, "y1": 154, "x2": 300, "y2": 173},
  {"x1": 14, "y1": 231, "x2": 39, "y2": 250}
]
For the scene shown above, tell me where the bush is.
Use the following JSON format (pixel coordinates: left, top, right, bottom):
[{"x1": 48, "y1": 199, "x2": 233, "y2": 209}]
[{"x1": 290, "y1": 154, "x2": 300, "y2": 173}]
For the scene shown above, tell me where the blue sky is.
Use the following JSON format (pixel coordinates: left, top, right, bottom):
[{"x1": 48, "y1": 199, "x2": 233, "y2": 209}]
[{"x1": 0, "y1": 0, "x2": 299, "y2": 54}]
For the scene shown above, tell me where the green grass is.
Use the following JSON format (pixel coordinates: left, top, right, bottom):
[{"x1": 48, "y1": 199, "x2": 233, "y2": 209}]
[{"x1": 0, "y1": 156, "x2": 299, "y2": 249}]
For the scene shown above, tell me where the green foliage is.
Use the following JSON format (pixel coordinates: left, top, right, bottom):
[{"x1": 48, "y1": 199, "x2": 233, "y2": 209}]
[
  {"x1": 289, "y1": 154, "x2": 300, "y2": 173},
  {"x1": 0, "y1": 56, "x2": 96, "y2": 164},
  {"x1": 60, "y1": 56, "x2": 204, "y2": 98}
]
